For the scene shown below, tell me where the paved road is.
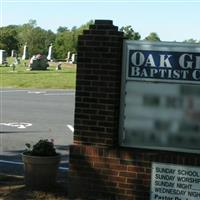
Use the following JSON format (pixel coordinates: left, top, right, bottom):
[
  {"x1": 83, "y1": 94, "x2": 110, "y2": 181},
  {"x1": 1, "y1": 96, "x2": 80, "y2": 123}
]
[{"x1": 0, "y1": 88, "x2": 75, "y2": 175}]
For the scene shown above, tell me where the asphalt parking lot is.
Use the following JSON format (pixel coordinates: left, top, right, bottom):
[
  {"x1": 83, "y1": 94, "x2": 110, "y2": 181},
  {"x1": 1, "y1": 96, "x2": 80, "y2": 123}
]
[{"x1": 0, "y1": 89, "x2": 75, "y2": 175}]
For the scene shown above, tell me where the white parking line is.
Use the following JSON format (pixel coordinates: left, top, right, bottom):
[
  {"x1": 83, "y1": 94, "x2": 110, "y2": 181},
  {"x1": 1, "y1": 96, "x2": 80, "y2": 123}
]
[
  {"x1": 0, "y1": 160, "x2": 68, "y2": 170},
  {"x1": 28, "y1": 91, "x2": 46, "y2": 94},
  {"x1": 0, "y1": 90, "x2": 28, "y2": 93},
  {"x1": 67, "y1": 125, "x2": 74, "y2": 133},
  {"x1": 44, "y1": 93, "x2": 75, "y2": 96},
  {"x1": 0, "y1": 160, "x2": 22, "y2": 165},
  {"x1": 0, "y1": 90, "x2": 75, "y2": 96}
]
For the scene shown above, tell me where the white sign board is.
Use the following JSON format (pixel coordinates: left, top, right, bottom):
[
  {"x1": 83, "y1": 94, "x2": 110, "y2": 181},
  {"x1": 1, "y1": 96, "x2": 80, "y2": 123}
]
[
  {"x1": 151, "y1": 162, "x2": 200, "y2": 200},
  {"x1": 119, "y1": 41, "x2": 200, "y2": 153}
]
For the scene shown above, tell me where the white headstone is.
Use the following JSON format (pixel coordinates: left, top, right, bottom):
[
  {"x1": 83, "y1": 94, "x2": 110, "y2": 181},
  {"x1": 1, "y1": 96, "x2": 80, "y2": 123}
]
[
  {"x1": 56, "y1": 62, "x2": 62, "y2": 70},
  {"x1": 0, "y1": 50, "x2": 7, "y2": 64},
  {"x1": 22, "y1": 43, "x2": 29, "y2": 60},
  {"x1": 66, "y1": 51, "x2": 71, "y2": 63},
  {"x1": 14, "y1": 57, "x2": 20, "y2": 65},
  {"x1": 11, "y1": 50, "x2": 17, "y2": 57},
  {"x1": 71, "y1": 53, "x2": 77, "y2": 64},
  {"x1": 47, "y1": 43, "x2": 53, "y2": 61}
]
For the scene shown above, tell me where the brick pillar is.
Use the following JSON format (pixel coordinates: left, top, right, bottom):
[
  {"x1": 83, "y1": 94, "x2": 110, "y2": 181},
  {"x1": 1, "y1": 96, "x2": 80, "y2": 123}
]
[
  {"x1": 69, "y1": 20, "x2": 124, "y2": 199},
  {"x1": 73, "y1": 20, "x2": 123, "y2": 147}
]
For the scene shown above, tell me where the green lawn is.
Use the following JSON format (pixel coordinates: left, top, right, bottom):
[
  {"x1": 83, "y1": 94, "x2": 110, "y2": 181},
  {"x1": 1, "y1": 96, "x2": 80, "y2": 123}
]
[{"x1": 0, "y1": 57, "x2": 76, "y2": 89}]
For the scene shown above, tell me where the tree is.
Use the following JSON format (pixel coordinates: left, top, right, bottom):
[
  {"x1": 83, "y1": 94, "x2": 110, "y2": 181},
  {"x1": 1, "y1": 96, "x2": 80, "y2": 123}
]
[
  {"x1": 120, "y1": 25, "x2": 141, "y2": 40},
  {"x1": 57, "y1": 26, "x2": 69, "y2": 33},
  {"x1": 77, "y1": 20, "x2": 94, "y2": 33},
  {"x1": 183, "y1": 38, "x2": 198, "y2": 43},
  {"x1": 145, "y1": 32, "x2": 161, "y2": 41},
  {"x1": 0, "y1": 26, "x2": 19, "y2": 55},
  {"x1": 45, "y1": 30, "x2": 56, "y2": 48},
  {"x1": 54, "y1": 20, "x2": 94, "y2": 59},
  {"x1": 17, "y1": 20, "x2": 55, "y2": 56},
  {"x1": 28, "y1": 19, "x2": 37, "y2": 28},
  {"x1": 54, "y1": 30, "x2": 77, "y2": 59}
]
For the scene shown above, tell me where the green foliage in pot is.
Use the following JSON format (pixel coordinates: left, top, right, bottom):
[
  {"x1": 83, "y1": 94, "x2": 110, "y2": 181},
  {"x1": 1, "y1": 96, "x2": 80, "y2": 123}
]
[{"x1": 24, "y1": 139, "x2": 58, "y2": 156}]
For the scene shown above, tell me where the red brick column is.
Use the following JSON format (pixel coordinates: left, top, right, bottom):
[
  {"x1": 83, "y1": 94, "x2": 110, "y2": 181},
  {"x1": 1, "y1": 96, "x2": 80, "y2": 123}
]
[
  {"x1": 68, "y1": 20, "x2": 200, "y2": 200},
  {"x1": 74, "y1": 20, "x2": 123, "y2": 147}
]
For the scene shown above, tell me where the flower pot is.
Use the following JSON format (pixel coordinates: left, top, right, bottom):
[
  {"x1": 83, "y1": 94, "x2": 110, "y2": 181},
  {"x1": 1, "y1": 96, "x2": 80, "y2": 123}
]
[{"x1": 22, "y1": 153, "x2": 61, "y2": 190}]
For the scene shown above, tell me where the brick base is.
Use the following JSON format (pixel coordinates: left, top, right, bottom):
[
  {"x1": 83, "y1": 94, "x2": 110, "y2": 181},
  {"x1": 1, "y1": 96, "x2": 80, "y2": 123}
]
[{"x1": 68, "y1": 145, "x2": 200, "y2": 199}]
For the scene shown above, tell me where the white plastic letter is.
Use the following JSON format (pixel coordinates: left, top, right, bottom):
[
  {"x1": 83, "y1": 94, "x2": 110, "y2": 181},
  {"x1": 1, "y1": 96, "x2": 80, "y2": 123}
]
[
  {"x1": 192, "y1": 70, "x2": 200, "y2": 80},
  {"x1": 159, "y1": 55, "x2": 172, "y2": 68},
  {"x1": 131, "y1": 66, "x2": 140, "y2": 76},
  {"x1": 179, "y1": 54, "x2": 193, "y2": 69},
  {"x1": 131, "y1": 51, "x2": 145, "y2": 66},
  {"x1": 145, "y1": 54, "x2": 156, "y2": 67}
]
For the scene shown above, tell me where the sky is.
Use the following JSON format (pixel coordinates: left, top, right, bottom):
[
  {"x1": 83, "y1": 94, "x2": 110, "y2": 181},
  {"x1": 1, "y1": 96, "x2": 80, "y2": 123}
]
[{"x1": 1, "y1": 0, "x2": 200, "y2": 42}]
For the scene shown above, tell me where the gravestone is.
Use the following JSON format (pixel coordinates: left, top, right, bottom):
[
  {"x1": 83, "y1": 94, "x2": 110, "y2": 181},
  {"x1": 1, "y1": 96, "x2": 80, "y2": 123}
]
[
  {"x1": 47, "y1": 43, "x2": 53, "y2": 61},
  {"x1": 56, "y1": 62, "x2": 62, "y2": 70},
  {"x1": 10, "y1": 63, "x2": 16, "y2": 71},
  {"x1": 66, "y1": 51, "x2": 71, "y2": 63},
  {"x1": 70, "y1": 53, "x2": 77, "y2": 64},
  {"x1": 29, "y1": 54, "x2": 49, "y2": 70},
  {"x1": 22, "y1": 43, "x2": 29, "y2": 60},
  {"x1": 11, "y1": 50, "x2": 17, "y2": 57},
  {"x1": 0, "y1": 50, "x2": 7, "y2": 64},
  {"x1": 14, "y1": 57, "x2": 20, "y2": 65}
]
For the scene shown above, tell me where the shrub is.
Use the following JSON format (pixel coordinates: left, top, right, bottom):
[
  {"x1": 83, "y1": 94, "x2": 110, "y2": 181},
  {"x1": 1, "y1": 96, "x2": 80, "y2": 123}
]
[{"x1": 25, "y1": 139, "x2": 57, "y2": 156}]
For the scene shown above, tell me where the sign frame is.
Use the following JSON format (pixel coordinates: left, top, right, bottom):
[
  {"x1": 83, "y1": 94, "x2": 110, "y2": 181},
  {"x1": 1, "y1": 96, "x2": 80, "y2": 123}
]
[{"x1": 119, "y1": 40, "x2": 200, "y2": 154}]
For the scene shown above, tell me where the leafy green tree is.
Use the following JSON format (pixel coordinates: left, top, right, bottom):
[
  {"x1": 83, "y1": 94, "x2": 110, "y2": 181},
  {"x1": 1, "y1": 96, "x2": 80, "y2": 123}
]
[
  {"x1": 57, "y1": 26, "x2": 69, "y2": 33},
  {"x1": 0, "y1": 26, "x2": 19, "y2": 55},
  {"x1": 17, "y1": 19, "x2": 55, "y2": 57},
  {"x1": 54, "y1": 20, "x2": 93, "y2": 59},
  {"x1": 183, "y1": 38, "x2": 198, "y2": 43},
  {"x1": 120, "y1": 25, "x2": 141, "y2": 40},
  {"x1": 54, "y1": 30, "x2": 77, "y2": 59},
  {"x1": 45, "y1": 30, "x2": 56, "y2": 48},
  {"x1": 145, "y1": 32, "x2": 161, "y2": 41},
  {"x1": 28, "y1": 19, "x2": 37, "y2": 27},
  {"x1": 77, "y1": 20, "x2": 94, "y2": 33}
]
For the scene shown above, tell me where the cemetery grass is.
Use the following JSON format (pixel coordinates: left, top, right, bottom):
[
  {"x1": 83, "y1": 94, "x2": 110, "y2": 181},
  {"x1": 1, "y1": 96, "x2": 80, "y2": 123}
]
[{"x1": 0, "y1": 58, "x2": 76, "y2": 89}]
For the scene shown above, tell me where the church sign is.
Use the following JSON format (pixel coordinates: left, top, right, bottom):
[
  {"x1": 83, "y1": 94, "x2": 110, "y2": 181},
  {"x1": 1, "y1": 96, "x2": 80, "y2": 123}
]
[
  {"x1": 129, "y1": 50, "x2": 200, "y2": 83},
  {"x1": 119, "y1": 41, "x2": 200, "y2": 153}
]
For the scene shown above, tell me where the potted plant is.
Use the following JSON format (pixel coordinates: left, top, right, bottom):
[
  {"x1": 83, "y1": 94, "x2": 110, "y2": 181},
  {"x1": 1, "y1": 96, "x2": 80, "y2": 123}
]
[{"x1": 22, "y1": 139, "x2": 61, "y2": 190}]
